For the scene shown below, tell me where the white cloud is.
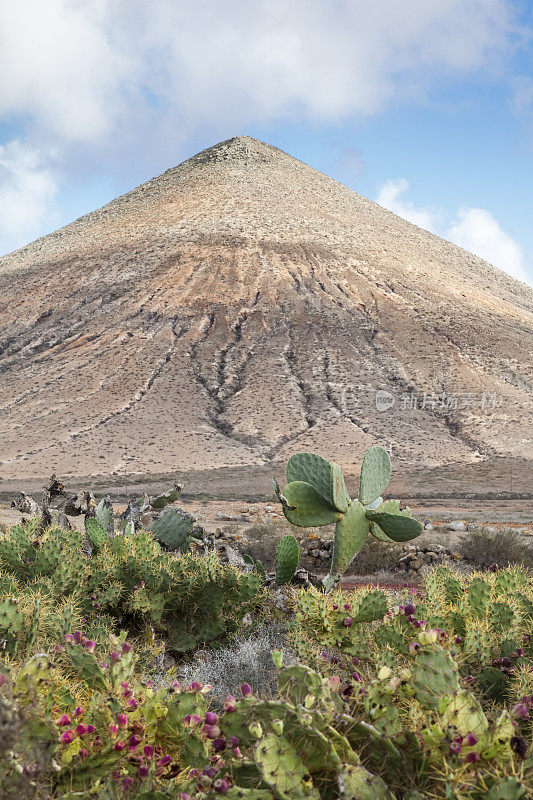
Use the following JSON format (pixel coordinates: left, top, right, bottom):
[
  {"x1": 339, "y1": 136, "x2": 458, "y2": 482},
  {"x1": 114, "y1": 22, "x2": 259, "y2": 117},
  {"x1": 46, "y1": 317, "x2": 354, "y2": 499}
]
[
  {"x1": 376, "y1": 178, "x2": 531, "y2": 285},
  {"x1": 0, "y1": 140, "x2": 60, "y2": 255},
  {"x1": 376, "y1": 178, "x2": 443, "y2": 230},
  {"x1": 0, "y1": 0, "x2": 521, "y2": 144},
  {"x1": 448, "y1": 207, "x2": 530, "y2": 283}
]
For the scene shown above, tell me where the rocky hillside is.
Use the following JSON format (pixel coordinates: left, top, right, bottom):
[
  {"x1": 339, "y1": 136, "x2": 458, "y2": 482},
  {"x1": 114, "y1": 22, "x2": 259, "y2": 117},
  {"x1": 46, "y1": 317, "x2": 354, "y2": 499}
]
[{"x1": 0, "y1": 136, "x2": 531, "y2": 482}]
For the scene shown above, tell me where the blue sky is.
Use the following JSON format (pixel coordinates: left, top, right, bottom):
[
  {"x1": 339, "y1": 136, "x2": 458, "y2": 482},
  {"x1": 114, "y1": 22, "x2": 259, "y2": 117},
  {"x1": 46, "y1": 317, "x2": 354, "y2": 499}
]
[{"x1": 1, "y1": 0, "x2": 532, "y2": 285}]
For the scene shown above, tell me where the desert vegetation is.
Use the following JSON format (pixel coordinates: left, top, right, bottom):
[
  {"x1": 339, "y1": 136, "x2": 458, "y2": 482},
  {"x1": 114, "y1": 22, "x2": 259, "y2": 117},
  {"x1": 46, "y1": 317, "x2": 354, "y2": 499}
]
[{"x1": 1, "y1": 448, "x2": 531, "y2": 799}]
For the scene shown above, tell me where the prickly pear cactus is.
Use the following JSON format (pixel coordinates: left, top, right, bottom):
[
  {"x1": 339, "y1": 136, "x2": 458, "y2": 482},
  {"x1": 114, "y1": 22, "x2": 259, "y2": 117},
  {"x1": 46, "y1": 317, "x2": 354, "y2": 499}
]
[
  {"x1": 330, "y1": 500, "x2": 368, "y2": 577},
  {"x1": 254, "y1": 733, "x2": 310, "y2": 795},
  {"x1": 358, "y1": 445, "x2": 392, "y2": 505},
  {"x1": 275, "y1": 447, "x2": 422, "y2": 590},
  {"x1": 149, "y1": 508, "x2": 196, "y2": 551},
  {"x1": 339, "y1": 765, "x2": 396, "y2": 800},
  {"x1": 95, "y1": 496, "x2": 114, "y2": 534},
  {"x1": 353, "y1": 590, "x2": 388, "y2": 623},
  {"x1": 275, "y1": 535, "x2": 299, "y2": 585},
  {"x1": 84, "y1": 517, "x2": 107, "y2": 551}
]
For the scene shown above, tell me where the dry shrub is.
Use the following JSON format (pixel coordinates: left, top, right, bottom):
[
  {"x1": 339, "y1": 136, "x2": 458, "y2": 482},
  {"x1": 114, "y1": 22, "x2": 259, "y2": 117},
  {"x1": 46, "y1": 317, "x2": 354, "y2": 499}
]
[
  {"x1": 347, "y1": 537, "x2": 400, "y2": 576},
  {"x1": 458, "y1": 528, "x2": 533, "y2": 569}
]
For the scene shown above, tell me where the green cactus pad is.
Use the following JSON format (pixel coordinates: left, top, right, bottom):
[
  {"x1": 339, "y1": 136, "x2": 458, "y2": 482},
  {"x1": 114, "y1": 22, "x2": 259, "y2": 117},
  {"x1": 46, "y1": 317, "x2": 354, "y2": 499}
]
[
  {"x1": 330, "y1": 463, "x2": 350, "y2": 512},
  {"x1": 339, "y1": 765, "x2": 396, "y2": 800},
  {"x1": 254, "y1": 733, "x2": 309, "y2": 795},
  {"x1": 353, "y1": 590, "x2": 388, "y2": 623},
  {"x1": 85, "y1": 517, "x2": 108, "y2": 551},
  {"x1": 439, "y1": 691, "x2": 489, "y2": 743},
  {"x1": 95, "y1": 497, "x2": 114, "y2": 533},
  {"x1": 275, "y1": 535, "x2": 299, "y2": 585},
  {"x1": 149, "y1": 486, "x2": 181, "y2": 509},
  {"x1": 281, "y1": 481, "x2": 340, "y2": 527},
  {"x1": 330, "y1": 500, "x2": 369, "y2": 576},
  {"x1": 286, "y1": 452, "x2": 335, "y2": 504},
  {"x1": 358, "y1": 446, "x2": 392, "y2": 505},
  {"x1": 149, "y1": 508, "x2": 195, "y2": 550},
  {"x1": 364, "y1": 511, "x2": 422, "y2": 542},
  {"x1": 411, "y1": 648, "x2": 459, "y2": 709}
]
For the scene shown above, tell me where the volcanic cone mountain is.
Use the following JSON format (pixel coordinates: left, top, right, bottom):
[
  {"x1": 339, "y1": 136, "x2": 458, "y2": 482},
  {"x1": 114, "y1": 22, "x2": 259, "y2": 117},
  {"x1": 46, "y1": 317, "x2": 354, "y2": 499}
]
[{"x1": 0, "y1": 136, "x2": 531, "y2": 488}]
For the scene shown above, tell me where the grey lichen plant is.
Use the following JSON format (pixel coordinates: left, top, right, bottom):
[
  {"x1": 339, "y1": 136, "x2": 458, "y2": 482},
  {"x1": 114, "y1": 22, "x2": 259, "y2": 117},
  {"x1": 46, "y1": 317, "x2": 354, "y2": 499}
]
[{"x1": 273, "y1": 446, "x2": 423, "y2": 590}]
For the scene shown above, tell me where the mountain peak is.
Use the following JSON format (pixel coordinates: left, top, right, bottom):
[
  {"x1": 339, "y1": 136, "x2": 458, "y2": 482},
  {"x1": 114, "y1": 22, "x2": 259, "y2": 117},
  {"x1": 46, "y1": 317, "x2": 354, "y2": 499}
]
[
  {"x1": 0, "y1": 137, "x2": 531, "y2": 484},
  {"x1": 179, "y1": 135, "x2": 292, "y2": 170}
]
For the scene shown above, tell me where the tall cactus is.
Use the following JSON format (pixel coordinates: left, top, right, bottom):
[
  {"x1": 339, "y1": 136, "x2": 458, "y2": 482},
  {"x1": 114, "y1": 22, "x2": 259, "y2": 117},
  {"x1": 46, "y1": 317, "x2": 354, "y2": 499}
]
[{"x1": 274, "y1": 447, "x2": 422, "y2": 590}]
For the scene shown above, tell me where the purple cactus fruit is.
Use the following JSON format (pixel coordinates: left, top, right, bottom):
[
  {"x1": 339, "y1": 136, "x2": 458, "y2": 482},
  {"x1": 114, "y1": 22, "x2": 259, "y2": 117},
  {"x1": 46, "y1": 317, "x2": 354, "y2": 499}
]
[
  {"x1": 204, "y1": 724, "x2": 221, "y2": 739},
  {"x1": 404, "y1": 603, "x2": 416, "y2": 616},
  {"x1": 214, "y1": 779, "x2": 229, "y2": 794},
  {"x1": 137, "y1": 765, "x2": 149, "y2": 779},
  {"x1": 343, "y1": 617, "x2": 353, "y2": 627},
  {"x1": 60, "y1": 730, "x2": 75, "y2": 744},
  {"x1": 449, "y1": 741, "x2": 462, "y2": 754},
  {"x1": 213, "y1": 738, "x2": 226, "y2": 752},
  {"x1": 344, "y1": 603, "x2": 351, "y2": 611},
  {"x1": 157, "y1": 755, "x2": 172, "y2": 767},
  {"x1": 56, "y1": 715, "x2": 71, "y2": 727},
  {"x1": 227, "y1": 736, "x2": 239, "y2": 748},
  {"x1": 86, "y1": 725, "x2": 96, "y2": 734},
  {"x1": 203, "y1": 767, "x2": 218, "y2": 778},
  {"x1": 333, "y1": 604, "x2": 339, "y2": 610},
  {"x1": 72, "y1": 631, "x2": 83, "y2": 644},
  {"x1": 224, "y1": 695, "x2": 236, "y2": 712},
  {"x1": 465, "y1": 752, "x2": 480, "y2": 763},
  {"x1": 510, "y1": 735, "x2": 528, "y2": 759},
  {"x1": 240, "y1": 683, "x2": 252, "y2": 696},
  {"x1": 75, "y1": 724, "x2": 87, "y2": 735},
  {"x1": 465, "y1": 734, "x2": 478, "y2": 746},
  {"x1": 205, "y1": 712, "x2": 219, "y2": 725},
  {"x1": 121, "y1": 642, "x2": 132, "y2": 654},
  {"x1": 114, "y1": 740, "x2": 126, "y2": 751}
]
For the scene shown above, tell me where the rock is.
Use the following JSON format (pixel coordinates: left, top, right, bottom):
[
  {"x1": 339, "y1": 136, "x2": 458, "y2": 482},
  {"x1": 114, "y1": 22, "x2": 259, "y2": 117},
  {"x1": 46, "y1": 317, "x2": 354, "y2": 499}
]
[
  {"x1": 484, "y1": 526, "x2": 497, "y2": 534},
  {"x1": 447, "y1": 520, "x2": 466, "y2": 531},
  {"x1": 467, "y1": 522, "x2": 480, "y2": 532},
  {"x1": 318, "y1": 549, "x2": 329, "y2": 560},
  {"x1": 424, "y1": 523, "x2": 434, "y2": 530},
  {"x1": 409, "y1": 558, "x2": 423, "y2": 571},
  {"x1": 218, "y1": 543, "x2": 249, "y2": 568},
  {"x1": 214, "y1": 513, "x2": 240, "y2": 521},
  {"x1": 311, "y1": 549, "x2": 320, "y2": 558}
]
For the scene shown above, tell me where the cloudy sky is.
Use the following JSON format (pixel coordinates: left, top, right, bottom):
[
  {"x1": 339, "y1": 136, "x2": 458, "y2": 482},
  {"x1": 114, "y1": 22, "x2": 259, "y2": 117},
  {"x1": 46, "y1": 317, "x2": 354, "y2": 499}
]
[{"x1": 1, "y1": 0, "x2": 532, "y2": 285}]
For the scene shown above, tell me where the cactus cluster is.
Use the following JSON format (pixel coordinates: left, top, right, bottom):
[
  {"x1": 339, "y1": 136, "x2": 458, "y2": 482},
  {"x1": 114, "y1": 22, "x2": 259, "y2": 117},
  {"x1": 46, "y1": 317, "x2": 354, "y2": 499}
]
[
  {"x1": 274, "y1": 448, "x2": 422, "y2": 589},
  {"x1": 0, "y1": 521, "x2": 263, "y2": 657}
]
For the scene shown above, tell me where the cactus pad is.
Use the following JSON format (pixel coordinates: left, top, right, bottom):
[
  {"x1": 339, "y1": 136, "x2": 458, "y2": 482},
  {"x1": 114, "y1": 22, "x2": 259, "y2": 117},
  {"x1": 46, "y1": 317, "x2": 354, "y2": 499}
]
[
  {"x1": 339, "y1": 765, "x2": 395, "y2": 800},
  {"x1": 286, "y1": 451, "x2": 335, "y2": 504},
  {"x1": 149, "y1": 508, "x2": 195, "y2": 550},
  {"x1": 254, "y1": 733, "x2": 309, "y2": 795},
  {"x1": 331, "y1": 462, "x2": 350, "y2": 512},
  {"x1": 358, "y1": 446, "x2": 392, "y2": 505},
  {"x1": 330, "y1": 500, "x2": 369, "y2": 577},
  {"x1": 365, "y1": 511, "x2": 422, "y2": 542},
  {"x1": 281, "y1": 481, "x2": 339, "y2": 527},
  {"x1": 85, "y1": 517, "x2": 108, "y2": 551},
  {"x1": 275, "y1": 535, "x2": 299, "y2": 585}
]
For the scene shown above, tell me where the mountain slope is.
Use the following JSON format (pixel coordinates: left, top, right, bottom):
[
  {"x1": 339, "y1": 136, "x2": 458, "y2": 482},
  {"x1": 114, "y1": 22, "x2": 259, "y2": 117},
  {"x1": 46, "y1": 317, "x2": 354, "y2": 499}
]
[{"x1": 0, "y1": 136, "x2": 531, "y2": 481}]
